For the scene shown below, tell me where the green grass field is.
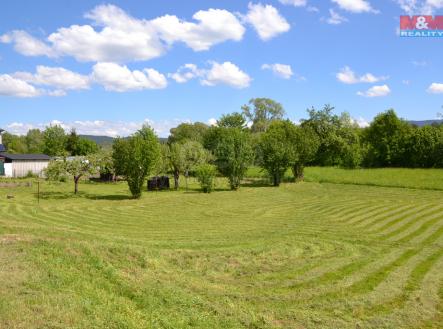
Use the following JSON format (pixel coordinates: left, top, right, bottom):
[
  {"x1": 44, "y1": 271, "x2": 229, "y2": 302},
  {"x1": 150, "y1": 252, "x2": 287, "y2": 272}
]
[{"x1": 1, "y1": 169, "x2": 442, "y2": 328}]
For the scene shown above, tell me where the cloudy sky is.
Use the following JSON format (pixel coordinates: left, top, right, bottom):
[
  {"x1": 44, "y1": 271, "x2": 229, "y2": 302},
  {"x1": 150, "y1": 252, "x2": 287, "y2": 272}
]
[{"x1": 1, "y1": 0, "x2": 443, "y2": 137}]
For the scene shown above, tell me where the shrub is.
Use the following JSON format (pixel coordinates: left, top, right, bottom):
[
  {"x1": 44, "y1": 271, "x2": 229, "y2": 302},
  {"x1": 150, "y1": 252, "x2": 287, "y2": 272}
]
[{"x1": 195, "y1": 164, "x2": 217, "y2": 193}]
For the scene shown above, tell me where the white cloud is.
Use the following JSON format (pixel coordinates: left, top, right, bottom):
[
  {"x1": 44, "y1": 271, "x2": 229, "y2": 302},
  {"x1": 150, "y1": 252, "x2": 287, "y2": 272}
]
[
  {"x1": 326, "y1": 9, "x2": 348, "y2": 24},
  {"x1": 170, "y1": 61, "x2": 251, "y2": 89},
  {"x1": 279, "y1": 0, "x2": 307, "y2": 6},
  {"x1": 336, "y1": 66, "x2": 388, "y2": 84},
  {"x1": 92, "y1": 62, "x2": 167, "y2": 92},
  {"x1": 0, "y1": 30, "x2": 56, "y2": 58},
  {"x1": 245, "y1": 3, "x2": 290, "y2": 41},
  {"x1": 168, "y1": 64, "x2": 204, "y2": 83},
  {"x1": 201, "y1": 62, "x2": 251, "y2": 88},
  {"x1": 13, "y1": 66, "x2": 90, "y2": 91},
  {"x1": 1, "y1": 4, "x2": 247, "y2": 63},
  {"x1": 331, "y1": 0, "x2": 378, "y2": 13},
  {"x1": 261, "y1": 63, "x2": 293, "y2": 79},
  {"x1": 351, "y1": 116, "x2": 370, "y2": 127},
  {"x1": 207, "y1": 118, "x2": 218, "y2": 126},
  {"x1": 427, "y1": 83, "x2": 443, "y2": 94},
  {"x1": 4, "y1": 118, "x2": 192, "y2": 138},
  {"x1": 151, "y1": 9, "x2": 245, "y2": 51},
  {"x1": 0, "y1": 74, "x2": 41, "y2": 97},
  {"x1": 357, "y1": 84, "x2": 391, "y2": 97},
  {"x1": 395, "y1": 0, "x2": 443, "y2": 15}
]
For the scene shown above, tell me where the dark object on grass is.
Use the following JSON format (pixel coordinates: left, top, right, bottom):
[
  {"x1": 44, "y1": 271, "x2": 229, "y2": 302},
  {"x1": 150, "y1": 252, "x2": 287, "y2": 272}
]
[
  {"x1": 7, "y1": 195, "x2": 14, "y2": 199},
  {"x1": 147, "y1": 176, "x2": 170, "y2": 191}
]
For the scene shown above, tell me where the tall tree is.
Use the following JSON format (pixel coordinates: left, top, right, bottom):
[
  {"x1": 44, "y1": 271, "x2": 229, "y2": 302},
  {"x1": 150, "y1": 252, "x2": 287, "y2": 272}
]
[
  {"x1": 112, "y1": 125, "x2": 160, "y2": 198},
  {"x1": 25, "y1": 129, "x2": 44, "y2": 153},
  {"x1": 217, "y1": 112, "x2": 247, "y2": 129},
  {"x1": 168, "y1": 141, "x2": 209, "y2": 190},
  {"x1": 287, "y1": 125, "x2": 320, "y2": 180},
  {"x1": 168, "y1": 122, "x2": 209, "y2": 144},
  {"x1": 257, "y1": 120, "x2": 293, "y2": 186},
  {"x1": 242, "y1": 98, "x2": 285, "y2": 133},
  {"x1": 43, "y1": 125, "x2": 66, "y2": 156},
  {"x1": 211, "y1": 127, "x2": 253, "y2": 190},
  {"x1": 363, "y1": 109, "x2": 412, "y2": 167}
]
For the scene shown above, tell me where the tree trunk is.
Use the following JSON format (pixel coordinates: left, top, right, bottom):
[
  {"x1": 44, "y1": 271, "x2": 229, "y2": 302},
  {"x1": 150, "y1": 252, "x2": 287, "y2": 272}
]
[
  {"x1": 74, "y1": 176, "x2": 80, "y2": 194},
  {"x1": 273, "y1": 173, "x2": 280, "y2": 187},
  {"x1": 293, "y1": 164, "x2": 304, "y2": 181},
  {"x1": 173, "y1": 170, "x2": 179, "y2": 190}
]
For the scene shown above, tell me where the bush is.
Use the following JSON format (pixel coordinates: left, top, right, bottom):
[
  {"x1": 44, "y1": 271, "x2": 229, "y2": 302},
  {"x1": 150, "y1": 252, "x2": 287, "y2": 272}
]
[
  {"x1": 195, "y1": 164, "x2": 217, "y2": 193},
  {"x1": 25, "y1": 170, "x2": 38, "y2": 178}
]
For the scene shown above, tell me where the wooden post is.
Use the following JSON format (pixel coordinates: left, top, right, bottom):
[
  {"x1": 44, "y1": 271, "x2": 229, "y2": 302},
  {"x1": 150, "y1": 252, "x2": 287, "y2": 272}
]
[{"x1": 37, "y1": 180, "x2": 40, "y2": 204}]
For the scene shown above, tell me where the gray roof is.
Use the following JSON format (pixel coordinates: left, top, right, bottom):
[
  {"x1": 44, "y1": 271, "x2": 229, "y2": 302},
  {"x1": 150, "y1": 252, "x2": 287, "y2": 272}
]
[{"x1": 0, "y1": 153, "x2": 51, "y2": 161}]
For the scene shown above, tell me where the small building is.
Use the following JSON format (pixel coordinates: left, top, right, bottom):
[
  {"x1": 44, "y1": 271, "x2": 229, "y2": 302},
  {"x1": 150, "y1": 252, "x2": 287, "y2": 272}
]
[{"x1": 0, "y1": 129, "x2": 51, "y2": 178}]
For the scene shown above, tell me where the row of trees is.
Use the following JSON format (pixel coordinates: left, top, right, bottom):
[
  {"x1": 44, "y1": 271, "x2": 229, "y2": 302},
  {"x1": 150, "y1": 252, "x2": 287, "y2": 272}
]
[
  {"x1": 20, "y1": 97, "x2": 443, "y2": 197},
  {"x1": 2, "y1": 126, "x2": 98, "y2": 156}
]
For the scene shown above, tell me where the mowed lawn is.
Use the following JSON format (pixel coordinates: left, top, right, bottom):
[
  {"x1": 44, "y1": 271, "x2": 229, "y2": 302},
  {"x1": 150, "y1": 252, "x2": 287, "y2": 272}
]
[{"x1": 0, "y1": 171, "x2": 443, "y2": 328}]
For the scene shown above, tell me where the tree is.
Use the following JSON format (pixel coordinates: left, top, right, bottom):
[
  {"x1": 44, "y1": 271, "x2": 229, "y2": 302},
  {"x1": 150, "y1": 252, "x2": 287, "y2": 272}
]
[
  {"x1": 211, "y1": 127, "x2": 253, "y2": 190},
  {"x1": 195, "y1": 163, "x2": 217, "y2": 193},
  {"x1": 363, "y1": 109, "x2": 412, "y2": 167},
  {"x1": 168, "y1": 122, "x2": 209, "y2": 144},
  {"x1": 242, "y1": 98, "x2": 285, "y2": 132},
  {"x1": 217, "y1": 112, "x2": 247, "y2": 129},
  {"x1": 43, "y1": 125, "x2": 66, "y2": 156},
  {"x1": 66, "y1": 129, "x2": 99, "y2": 155},
  {"x1": 95, "y1": 149, "x2": 116, "y2": 181},
  {"x1": 168, "y1": 141, "x2": 209, "y2": 190},
  {"x1": 25, "y1": 129, "x2": 44, "y2": 153},
  {"x1": 257, "y1": 120, "x2": 293, "y2": 186},
  {"x1": 44, "y1": 157, "x2": 97, "y2": 194},
  {"x1": 287, "y1": 125, "x2": 320, "y2": 180},
  {"x1": 1, "y1": 133, "x2": 27, "y2": 153},
  {"x1": 112, "y1": 125, "x2": 160, "y2": 198},
  {"x1": 66, "y1": 157, "x2": 98, "y2": 194}
]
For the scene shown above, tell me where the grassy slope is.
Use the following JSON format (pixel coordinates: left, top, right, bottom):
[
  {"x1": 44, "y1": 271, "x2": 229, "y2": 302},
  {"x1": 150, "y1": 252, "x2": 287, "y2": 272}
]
[{"x1": 0, "y1": 172, "x2": 442, "y2": 328}]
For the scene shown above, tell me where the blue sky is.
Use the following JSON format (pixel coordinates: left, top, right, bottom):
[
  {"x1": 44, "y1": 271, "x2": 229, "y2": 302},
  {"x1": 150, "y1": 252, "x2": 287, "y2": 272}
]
[{"x1": 1, "y1": 0, "x2": 443, "y2": 137}]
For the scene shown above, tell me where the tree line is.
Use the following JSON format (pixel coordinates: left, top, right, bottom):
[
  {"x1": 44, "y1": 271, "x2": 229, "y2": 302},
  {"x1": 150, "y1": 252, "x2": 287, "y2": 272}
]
[{"x1": 5, "y1": 98, "x2": 443, "y2": 197}]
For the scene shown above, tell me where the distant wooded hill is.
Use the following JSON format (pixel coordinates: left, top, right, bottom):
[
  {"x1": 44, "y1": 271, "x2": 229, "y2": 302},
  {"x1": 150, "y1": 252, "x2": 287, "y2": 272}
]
[{"x1": 408, "y1": 120, "x2": 443, "y2": 127}]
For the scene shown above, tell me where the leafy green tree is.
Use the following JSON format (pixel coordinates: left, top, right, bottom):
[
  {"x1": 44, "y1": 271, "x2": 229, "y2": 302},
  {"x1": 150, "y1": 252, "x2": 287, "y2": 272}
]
[
  {"x1": 287, "y1": 125, "x2": 320, "y2": 180},
  {"x1": 301, "y1": 105, "x2": 344, "y2": 166},
  {"x1": 257, "y1": 120, "x2": 293, "y2": 186},
  {"x1": 44, "y1": 160, "x2": 69, "y2": 182},
  {"x1": 44, "y1": 157, "x2": 98, "y2": 194},
  {"x1": 43, "y1": 125, "x2": 66, "y2": 156},
  {"x1": 195, "y1": 163, "x2": 217, "y2": 193},
  {"x1": 168, "y1": 122, "x2": 208, "y2": 144},
  {"x1": 66, "y1": 157, "x2": 98, "y2": 194},
  {"x1": 211, "y1": 127, "x2": 253, "y2": 190},
  {"x1": 217, "y1": 112, "x2": 247, "y2": 129},
  {"x1": 363, "y1": 109, "x2": 412, "y2": 167},
  {"x1": 408, "y1": 125, "x2": 442, "y2": 168},
  {"x1": 25, "y1": 129, "x2": 44, "y2": 153},
  {"x1": 95, "y1": 149, "x2": 115, "y2": 181},
  {"x1": 65, "y1": 129, "x2": 99, "y2": 155},
  {"x1": 242, "y1": 98, "x2": 285, "y2": 132},
  {"x1": 112, "y1": 125, "x2": 160, "y2": 198},
  {"x1": 168, "y1": 141, "x2": 210, "y2": 190},
  {"x1": 1, "y1": 133, "x2": 27, "y2": 153}
]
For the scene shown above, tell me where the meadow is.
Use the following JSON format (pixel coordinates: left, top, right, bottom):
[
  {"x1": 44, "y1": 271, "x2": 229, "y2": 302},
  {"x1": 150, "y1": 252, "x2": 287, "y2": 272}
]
[{"x1": 0, "y1": 168, "x2": 442, "y2": 328}]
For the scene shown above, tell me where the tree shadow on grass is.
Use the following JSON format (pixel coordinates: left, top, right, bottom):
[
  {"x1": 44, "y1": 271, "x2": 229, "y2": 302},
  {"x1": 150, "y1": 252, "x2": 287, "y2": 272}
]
[
  {"x1": 84, "y1": 194, "x2": 135, "y2": 201},
  {"x1": 241, "y1": 178, "x2": 273, "y2": 188},
  {"x1": 37, "y1": 191, "x2": 79, "y2": 200}
]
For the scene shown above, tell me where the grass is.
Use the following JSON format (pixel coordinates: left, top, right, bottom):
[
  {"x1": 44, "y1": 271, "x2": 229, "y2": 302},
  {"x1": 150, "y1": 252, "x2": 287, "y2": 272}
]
[
  {"x1": 304, "y1": 167, "x2": 443, "y2": 191},
  {"x1": 0, "y1": 169, "x2": 442, "y2": 328}
]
